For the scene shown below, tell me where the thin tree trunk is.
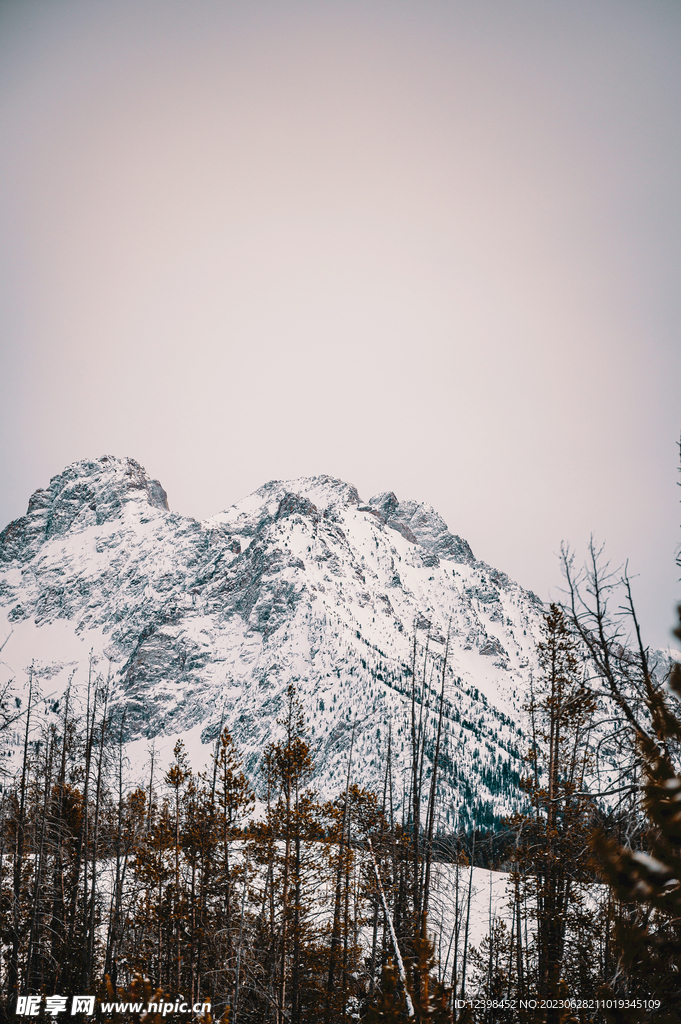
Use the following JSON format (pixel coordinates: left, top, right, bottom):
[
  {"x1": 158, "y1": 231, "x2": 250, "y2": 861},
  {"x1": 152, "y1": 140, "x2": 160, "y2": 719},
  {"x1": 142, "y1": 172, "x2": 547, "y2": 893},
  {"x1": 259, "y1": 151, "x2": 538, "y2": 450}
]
[
  {"x1": 51, "y1": 671, "x2": 74, "y2": 990},
  {"x1": 460, "y1": 833, "x2": 475, "y2": 1000},
  {"x1": 369, "y1": 741, "x2": 392, "y2": 990},
  {"x1": 324, "y1": 718, "x2": 356, "y2": 1021},
  {"x1": 410, "y1": 631, "x2": 422, "y2": 924},
  {"x1": 423, "y1": 624, "x2": 450, "y2": 925},
  {"x1": 85, "y1": 671, "x2": 109, "y2": 988},
  {"x1": 291, "y1": 795, "x2": 301, "y2": 1024},
  {"x1": 367, "y1": 841, "x2": 414, "y2": 1018},
  {"x1": 26, "y1": 728, "x2": 53, "y2": 992},
  {"x1": 67, "y1": 656, "x2": 96, "y2": 955},
  {"x1": 233, "y1": 864, "x2": 247, "y2": 1024},
  {"x1": 105, "y1": 712, "x2": 127, "y2": 981},
  {"x1": 514, "y1": 869, "x2": 524, "y2": 1000}
]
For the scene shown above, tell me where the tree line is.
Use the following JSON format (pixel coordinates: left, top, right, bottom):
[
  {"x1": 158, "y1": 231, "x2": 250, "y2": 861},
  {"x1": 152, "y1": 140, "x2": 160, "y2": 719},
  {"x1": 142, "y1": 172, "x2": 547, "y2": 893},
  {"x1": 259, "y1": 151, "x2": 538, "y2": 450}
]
[{"x1": 0, "y1": 540, "x2": 680, "y2": 1022}]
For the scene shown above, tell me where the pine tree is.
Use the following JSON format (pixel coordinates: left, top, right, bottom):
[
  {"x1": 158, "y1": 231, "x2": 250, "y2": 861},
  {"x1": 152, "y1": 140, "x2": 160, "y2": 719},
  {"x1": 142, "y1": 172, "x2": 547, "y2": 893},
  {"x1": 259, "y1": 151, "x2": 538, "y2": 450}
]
[
  {"x1": 247, "y1": 684, "x2": 323, "y2": 1023},
  {"x1": 592, "y1": 606, "x2": 681, "y2": 1020},
  {"x1": 509, "y1": 605, "x2": 601, "y2": 1017},
  {"x1": 165, "y1": 740, "x2": 192, "y2": 995},
  {"x1": 132, "y1": 795, "x2": 174, "y2": 989},
  {"x1": 366, "y1": 922, "x2": 463, "y2": 1023},
  {"x1": 203, "y1": 725, "x2": 253, "y2": 1017}
]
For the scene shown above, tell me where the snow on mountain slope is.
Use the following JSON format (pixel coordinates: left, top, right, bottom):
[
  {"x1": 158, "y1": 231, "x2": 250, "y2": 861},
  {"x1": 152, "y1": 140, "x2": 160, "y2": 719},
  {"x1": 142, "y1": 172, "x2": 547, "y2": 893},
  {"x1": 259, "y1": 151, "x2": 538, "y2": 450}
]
[{"x1": 0, "y1": 457, "x2": 545, "y2": 827}]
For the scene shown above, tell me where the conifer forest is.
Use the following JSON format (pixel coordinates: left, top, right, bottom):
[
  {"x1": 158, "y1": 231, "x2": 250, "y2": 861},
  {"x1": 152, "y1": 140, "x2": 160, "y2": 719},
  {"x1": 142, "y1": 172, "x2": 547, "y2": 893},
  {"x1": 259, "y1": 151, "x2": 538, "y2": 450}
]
[
  {"x1": 1, "y1": 544, "x2": 680, "y2": 1024},
  {"x1": 2, "y1": 0, "x2": 680, "y2": 1017}
]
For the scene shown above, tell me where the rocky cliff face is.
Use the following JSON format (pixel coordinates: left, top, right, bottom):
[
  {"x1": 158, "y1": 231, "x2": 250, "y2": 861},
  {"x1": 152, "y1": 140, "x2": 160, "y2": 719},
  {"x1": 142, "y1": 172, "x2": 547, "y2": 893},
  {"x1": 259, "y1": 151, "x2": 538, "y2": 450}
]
[{"x1": 0, "y1": 457, "x2": 545, "y2": 827}]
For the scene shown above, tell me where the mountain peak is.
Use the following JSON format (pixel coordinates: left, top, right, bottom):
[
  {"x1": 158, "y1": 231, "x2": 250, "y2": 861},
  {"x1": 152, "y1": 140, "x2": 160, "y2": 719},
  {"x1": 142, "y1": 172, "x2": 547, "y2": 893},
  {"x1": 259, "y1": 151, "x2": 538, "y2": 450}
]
[
  {"x1": 206, "y1": 474, "x2": 360, "y2": 535},
  {"x1": 0, "y1": 456, "x2": 168, "y2": 562},
  {"x1": 255, "y1": 475, "x2": 361, "y2": 511}
]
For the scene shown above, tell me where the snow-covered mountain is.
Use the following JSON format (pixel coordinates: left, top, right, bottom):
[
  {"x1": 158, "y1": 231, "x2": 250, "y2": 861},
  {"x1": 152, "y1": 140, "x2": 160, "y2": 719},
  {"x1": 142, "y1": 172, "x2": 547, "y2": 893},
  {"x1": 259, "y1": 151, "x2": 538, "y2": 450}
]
[{"x1": 0, "y1": 457, "x2": 546, "y2": 827}]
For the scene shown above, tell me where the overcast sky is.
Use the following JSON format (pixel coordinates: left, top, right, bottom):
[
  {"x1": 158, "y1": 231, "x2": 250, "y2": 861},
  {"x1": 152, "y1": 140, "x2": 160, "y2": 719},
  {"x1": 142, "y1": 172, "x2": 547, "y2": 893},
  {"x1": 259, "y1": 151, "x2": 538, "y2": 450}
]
[{"x1": 0, "y1": 0, "x2": 679, "y2": 648}]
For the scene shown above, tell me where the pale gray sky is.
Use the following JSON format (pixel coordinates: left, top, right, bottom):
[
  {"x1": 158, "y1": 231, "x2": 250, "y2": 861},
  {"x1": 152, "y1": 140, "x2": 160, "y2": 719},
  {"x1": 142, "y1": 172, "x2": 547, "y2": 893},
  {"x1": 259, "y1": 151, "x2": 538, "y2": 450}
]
[{"x1": 1, "y1": 0, "x2": 679, "y2": 648}]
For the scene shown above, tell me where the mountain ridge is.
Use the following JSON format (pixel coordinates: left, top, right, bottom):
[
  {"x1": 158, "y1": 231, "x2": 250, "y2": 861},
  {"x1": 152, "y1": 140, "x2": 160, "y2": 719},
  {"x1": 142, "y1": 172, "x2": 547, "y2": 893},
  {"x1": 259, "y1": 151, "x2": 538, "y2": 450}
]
[{"x1": 0, "y1": 456, "x2": 545, "y2": 828}]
